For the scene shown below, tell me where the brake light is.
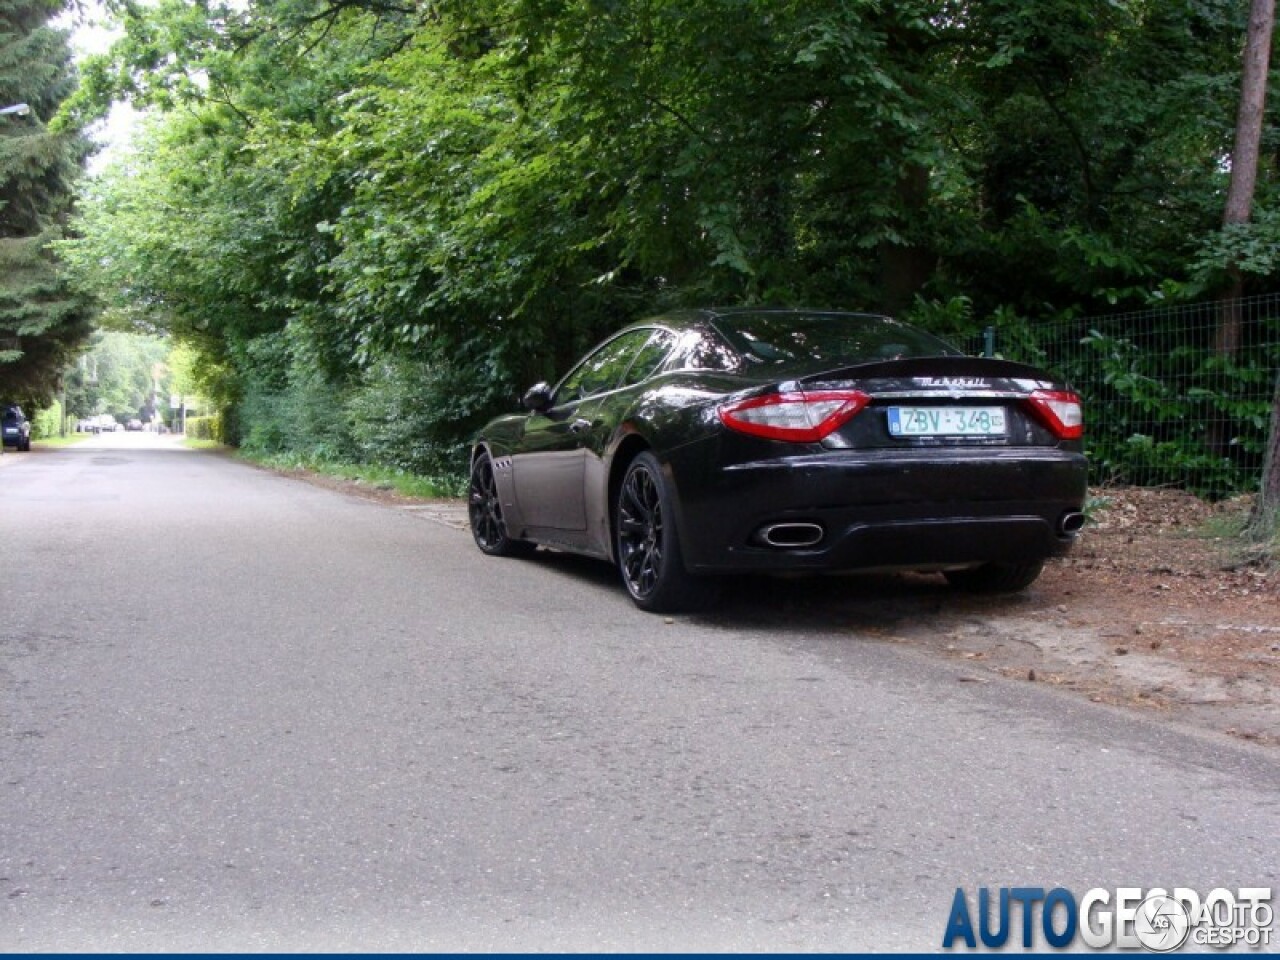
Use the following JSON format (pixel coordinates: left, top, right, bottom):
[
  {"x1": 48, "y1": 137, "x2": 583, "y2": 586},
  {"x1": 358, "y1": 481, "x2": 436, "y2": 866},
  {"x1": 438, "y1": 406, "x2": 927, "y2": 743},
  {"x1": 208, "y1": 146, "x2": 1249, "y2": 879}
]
[
  {"x1": 718, "y1": 390, "x2": 871, "y2": 442},
  {"x1": 1026, "y1": 390, "x2": 1084, "y2": 440}
]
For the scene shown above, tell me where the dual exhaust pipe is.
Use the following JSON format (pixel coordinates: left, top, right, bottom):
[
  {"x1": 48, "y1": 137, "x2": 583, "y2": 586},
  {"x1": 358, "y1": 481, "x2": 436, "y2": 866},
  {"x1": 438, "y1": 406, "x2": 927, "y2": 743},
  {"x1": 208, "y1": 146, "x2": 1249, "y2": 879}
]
[
  {"x1": 755, "y1": 522, "x2": 825, "y2": 549},
  {"x1": 755, "y1": 511, "x2": 1087, "y2": 550}
]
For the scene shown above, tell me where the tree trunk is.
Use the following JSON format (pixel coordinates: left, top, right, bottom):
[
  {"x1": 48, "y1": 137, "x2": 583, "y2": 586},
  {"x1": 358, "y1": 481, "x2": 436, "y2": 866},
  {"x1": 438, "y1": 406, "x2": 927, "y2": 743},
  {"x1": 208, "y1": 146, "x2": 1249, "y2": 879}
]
[
  {"x1": 1218, "y1": 0, "x2": 1274, "y2": 339},
  {"x1": 1211, "y1": 0, "x2": 1273, "y2": 462},
  {"x1": 1231, "y1": 0, "x2": 1280, "y2": 535},
  {"x1": 1251, "y1": 372, "x2": 1280, "y2": 537},
  {"x1": 879, "y1": 162, "x2": 935, "y2": 316},
  {"x1": 1223, "y1": 0, "x2": 1274, "y2": 232}
]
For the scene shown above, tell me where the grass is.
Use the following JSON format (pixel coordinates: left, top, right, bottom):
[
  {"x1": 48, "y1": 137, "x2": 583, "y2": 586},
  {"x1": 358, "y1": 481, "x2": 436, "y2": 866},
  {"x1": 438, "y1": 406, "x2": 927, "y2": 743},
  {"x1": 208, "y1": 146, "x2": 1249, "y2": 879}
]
[
  {"x1": 1083, "y1": 492, "x2": 1112, "y2": 522},
  {"x1": 1188, "y1": 499, "x2": 1279, "y2": 571},
  {"x1": 177, "y1": 439, "x2": 465, "y2": 498},
  {"x1": 1197, "y1": 510, "x2": 1250, "y2": 541},
  {"x1": 31, "y1": 433, "x2": 91, "y2": 448},
  {"x1": 238, "y1": 449, "x2": 466, "y2": 499},
  {"x1": 1241, "y1": 508, "x2": 1280, "y2": 568},
  {"x1": 183, "y1": 437, "x2": 225, "y2": 451}
]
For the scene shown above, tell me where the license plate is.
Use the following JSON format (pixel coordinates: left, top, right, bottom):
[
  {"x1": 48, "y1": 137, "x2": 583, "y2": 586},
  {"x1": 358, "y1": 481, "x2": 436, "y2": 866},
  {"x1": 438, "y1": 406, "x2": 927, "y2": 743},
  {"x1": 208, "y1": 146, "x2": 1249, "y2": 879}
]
[{"x1": 887, "y1": 406, "x2": 1007, "y2": 437}]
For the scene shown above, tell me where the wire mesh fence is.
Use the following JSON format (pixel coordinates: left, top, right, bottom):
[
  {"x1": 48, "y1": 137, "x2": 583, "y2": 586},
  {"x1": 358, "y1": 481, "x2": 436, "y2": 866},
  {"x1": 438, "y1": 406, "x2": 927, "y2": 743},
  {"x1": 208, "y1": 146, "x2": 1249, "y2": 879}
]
[{"x1": 965, "y1": 293, "x2": 1280, "y2": 500}]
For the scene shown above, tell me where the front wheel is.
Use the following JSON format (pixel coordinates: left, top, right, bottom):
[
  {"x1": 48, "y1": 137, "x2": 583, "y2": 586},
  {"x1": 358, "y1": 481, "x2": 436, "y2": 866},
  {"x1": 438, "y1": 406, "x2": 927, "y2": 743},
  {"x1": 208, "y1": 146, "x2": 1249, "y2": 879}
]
[
  {"x1": 468, "y1": 452, "x2": 534, "y2": 558},
  {"x1": 944, "y1": 558, "x2": 1045, "y2": 593},
  {"x1": 615, "y1": 452, "x2": 712, "y2": 613}
]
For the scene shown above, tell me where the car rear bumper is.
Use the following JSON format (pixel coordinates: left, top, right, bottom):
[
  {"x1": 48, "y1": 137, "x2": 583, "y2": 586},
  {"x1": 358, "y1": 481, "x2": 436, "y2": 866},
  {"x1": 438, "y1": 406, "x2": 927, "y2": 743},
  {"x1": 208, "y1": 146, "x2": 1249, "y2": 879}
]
[{"x1": 669, "y1": 445, "x2": 1088, "y2": 574}]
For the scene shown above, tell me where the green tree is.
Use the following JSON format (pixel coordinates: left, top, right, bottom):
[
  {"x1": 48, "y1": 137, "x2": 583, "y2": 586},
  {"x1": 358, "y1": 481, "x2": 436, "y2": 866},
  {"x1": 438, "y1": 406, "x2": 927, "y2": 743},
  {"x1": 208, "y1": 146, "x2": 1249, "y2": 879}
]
[
  {"x1": 63, "y1": 331, "x2": 168, "y2": 423},
  {"x1": 0, "y1": 0, "x2": 93, "y2": 407},
  {"x1": 60, "y1": 0, "x2": 1280, "y2": 490},
  {"x1": 62, "y1": 0, "x2": 423, "y2": 436}
]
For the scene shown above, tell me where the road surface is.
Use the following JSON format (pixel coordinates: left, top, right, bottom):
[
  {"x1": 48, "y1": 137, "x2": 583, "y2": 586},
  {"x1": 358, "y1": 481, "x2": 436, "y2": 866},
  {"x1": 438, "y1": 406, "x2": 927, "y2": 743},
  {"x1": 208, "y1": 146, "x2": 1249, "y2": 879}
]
[{"x1": 2, "y1": 433, "x2": 1277, "y2": 950}]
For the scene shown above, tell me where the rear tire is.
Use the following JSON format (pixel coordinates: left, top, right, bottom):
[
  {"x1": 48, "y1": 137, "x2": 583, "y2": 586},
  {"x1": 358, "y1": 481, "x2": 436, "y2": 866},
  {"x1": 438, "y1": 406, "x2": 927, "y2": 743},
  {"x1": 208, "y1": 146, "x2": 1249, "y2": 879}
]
[
  {"x1": 945, "y1": 558, "x2": 1045, "y2": 593},
  {"x1": 615, "y1": 452, "x2": 713, "y2": 613},
  {"x1": 468, "y1": 452, "x2": 534, "y2": 558}
]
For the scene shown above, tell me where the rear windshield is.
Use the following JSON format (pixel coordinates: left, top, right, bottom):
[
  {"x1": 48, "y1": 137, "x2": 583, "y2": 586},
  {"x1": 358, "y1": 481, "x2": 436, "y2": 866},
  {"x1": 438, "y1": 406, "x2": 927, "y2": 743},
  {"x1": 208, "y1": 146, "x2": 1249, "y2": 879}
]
[{"x1": 712, "y1": 312, "x2": 962, "y2": 368}]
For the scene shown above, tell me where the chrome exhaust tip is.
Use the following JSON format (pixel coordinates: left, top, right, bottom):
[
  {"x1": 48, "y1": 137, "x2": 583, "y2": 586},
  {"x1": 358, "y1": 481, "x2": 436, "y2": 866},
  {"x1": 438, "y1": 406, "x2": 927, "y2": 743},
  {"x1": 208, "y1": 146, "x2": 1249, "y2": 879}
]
[
  {"x1": 756, "y1": 522, "x2": 825, "y2": 549},
  {"x1": 1058, "y1": 511, "x2": 1086, "y2": 536}
]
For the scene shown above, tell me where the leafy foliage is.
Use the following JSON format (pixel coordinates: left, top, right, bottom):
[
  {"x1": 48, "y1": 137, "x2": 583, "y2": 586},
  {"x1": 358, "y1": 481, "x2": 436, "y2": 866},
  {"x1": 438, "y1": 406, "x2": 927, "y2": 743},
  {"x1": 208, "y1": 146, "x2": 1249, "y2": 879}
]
[
  {"x1": 57, "y1": 0, "x2": 1280, "y2": 494},
  {"x1": 0, "y1": 0, "x2": 94, "y2": 407},
  {"x1": 62, "y1": 330, "x2": 169, "y2": 422}
]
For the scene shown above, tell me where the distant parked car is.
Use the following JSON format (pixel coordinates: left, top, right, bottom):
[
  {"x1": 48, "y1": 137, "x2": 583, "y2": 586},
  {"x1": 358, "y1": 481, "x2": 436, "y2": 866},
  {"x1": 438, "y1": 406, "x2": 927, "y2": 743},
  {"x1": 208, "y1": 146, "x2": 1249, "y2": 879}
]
[
  {"x1": 126, "y1": 418, "x2": 143, "y2": 431},
  {"x1": 2, "y1": 405, "x2": 32, "y2": 451}
]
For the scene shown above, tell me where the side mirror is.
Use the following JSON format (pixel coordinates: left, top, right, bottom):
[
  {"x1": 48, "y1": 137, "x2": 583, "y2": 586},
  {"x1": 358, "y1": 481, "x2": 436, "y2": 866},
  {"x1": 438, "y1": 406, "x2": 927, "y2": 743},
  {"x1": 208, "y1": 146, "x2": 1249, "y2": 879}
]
[{"x1": 522, "y1": 382, "x2": 554, "y2": 412}]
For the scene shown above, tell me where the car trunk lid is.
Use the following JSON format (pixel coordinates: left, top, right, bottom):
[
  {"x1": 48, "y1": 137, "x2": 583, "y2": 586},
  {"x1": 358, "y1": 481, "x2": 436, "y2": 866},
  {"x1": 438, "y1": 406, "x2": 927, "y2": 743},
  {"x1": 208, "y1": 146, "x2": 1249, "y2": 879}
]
[{"x1": 796, "y1": 356, "x2": 1081, "y2": 448}]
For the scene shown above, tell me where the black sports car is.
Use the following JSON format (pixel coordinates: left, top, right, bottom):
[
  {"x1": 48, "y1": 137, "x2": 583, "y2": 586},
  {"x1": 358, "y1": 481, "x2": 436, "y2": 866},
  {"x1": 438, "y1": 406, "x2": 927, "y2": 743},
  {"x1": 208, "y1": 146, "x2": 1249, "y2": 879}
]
[{"x1": 469, "y1": 308, "x2": 1087, "y2": 612}]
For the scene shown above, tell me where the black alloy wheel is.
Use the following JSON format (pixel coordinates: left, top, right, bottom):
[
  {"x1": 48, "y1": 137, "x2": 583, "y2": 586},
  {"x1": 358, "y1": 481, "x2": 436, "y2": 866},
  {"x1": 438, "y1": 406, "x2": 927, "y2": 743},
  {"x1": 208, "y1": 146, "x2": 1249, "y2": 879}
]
[
  {"x1": 615, "y1": 452, "x2": 708, "y2": 612},
  {"x1": 468, "y1": 452, "x2": 532, "y2": 557}
]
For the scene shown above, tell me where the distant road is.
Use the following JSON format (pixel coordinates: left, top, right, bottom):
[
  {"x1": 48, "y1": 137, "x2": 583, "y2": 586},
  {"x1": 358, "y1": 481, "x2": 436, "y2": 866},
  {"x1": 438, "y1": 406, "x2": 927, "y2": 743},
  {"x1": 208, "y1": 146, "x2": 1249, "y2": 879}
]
[{"x1": 2, "y1": 433, "x2": 1277, "y2": 950}]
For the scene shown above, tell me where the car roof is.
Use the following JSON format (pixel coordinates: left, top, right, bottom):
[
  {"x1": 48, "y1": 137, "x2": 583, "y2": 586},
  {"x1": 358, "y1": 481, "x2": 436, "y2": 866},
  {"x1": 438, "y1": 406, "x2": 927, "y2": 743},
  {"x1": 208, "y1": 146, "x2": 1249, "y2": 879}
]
[
  {"x1": 621, "y1": 307, "x2": 893, "y2": 334},
  {"x1": 703, "y1": 307, "x2": 891, "y2": 321}
]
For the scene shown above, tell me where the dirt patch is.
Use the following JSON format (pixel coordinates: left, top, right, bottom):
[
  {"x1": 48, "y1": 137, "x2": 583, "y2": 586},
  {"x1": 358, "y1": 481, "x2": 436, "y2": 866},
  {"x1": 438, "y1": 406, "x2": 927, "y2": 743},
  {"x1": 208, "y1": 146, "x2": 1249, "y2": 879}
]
[
  {"x1": 280, "y1": 465, "x2": 1279, "y2": 746},
  {"x1": 903, "y1": 487, "x2": 1280, "y2": 747}
]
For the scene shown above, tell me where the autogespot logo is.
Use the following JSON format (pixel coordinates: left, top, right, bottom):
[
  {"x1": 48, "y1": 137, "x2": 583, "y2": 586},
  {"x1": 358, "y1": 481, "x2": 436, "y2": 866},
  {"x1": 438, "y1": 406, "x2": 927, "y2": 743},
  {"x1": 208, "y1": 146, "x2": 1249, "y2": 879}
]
[
  {"x1": 1134, "y1": 894, "x2": 1191, "y2": 952},
  {"x1": 942, "y1": 886, "x2": 1274, "y2": 951}
]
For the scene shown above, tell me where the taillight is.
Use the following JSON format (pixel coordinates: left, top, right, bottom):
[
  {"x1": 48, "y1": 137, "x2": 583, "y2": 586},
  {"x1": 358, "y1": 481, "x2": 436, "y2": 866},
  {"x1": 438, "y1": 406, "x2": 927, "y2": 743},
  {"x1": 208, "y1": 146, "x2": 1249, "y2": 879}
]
[
  {"x1": 1026, "y1": 390, "x2": 1084, "y2": 440},
  {"x1": 718, "y1": 390, "x2": 871, "y2": 443}
]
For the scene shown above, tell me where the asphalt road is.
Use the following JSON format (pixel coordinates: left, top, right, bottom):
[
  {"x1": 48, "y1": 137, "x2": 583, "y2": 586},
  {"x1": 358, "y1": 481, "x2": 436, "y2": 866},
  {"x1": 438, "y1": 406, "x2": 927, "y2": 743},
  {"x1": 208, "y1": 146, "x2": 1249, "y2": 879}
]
[{"x1": 2, "y1": 433, "x2": 1277, "y2": 951}]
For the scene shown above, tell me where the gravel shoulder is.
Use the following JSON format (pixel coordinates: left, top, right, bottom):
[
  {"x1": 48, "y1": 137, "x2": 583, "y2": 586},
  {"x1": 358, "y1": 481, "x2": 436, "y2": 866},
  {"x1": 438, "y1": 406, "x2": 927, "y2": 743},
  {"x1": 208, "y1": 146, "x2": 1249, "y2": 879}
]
[{"x1": 981, "y1": 488, "x2": 1280, "y2": 746}]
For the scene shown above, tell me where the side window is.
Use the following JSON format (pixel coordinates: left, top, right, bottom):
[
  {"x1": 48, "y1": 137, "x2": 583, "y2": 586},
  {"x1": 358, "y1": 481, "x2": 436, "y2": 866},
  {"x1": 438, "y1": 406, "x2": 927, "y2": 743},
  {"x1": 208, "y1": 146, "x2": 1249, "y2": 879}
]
[
  {"x1": 556, "y1": 329, "x2": 653, "y2": 405},
  {"x1": 620, "y1": 329, "x2": 676, "y2": 388},
  {"x1": 669, "y1": 330, "x2": 739, "y2": 372}
]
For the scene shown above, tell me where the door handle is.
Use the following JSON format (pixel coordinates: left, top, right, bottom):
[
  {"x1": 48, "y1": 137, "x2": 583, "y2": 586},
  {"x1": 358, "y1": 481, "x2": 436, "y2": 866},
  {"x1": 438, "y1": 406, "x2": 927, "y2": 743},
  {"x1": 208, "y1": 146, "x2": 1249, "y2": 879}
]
[{"x1": 569, "y1": 418, "x2": 592, "y2": 434}]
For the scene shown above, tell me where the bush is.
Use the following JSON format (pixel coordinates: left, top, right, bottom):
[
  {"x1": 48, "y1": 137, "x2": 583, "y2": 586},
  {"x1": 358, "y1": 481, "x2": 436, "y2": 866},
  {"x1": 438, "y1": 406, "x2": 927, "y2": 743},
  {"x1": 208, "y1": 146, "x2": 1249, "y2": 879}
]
[
  {"x1": 1054, "y1": 326, "x2": 1277, "y2": 498},
  {"x1": 345, "y1": 355, "x2": 500, "y2": 477},
  {"x1": 234, "y1": 335, "x2": 353, "y2": 461},
  {"x1": 184, "y1": 414, "x2": 223, "y2": 442},
  {"x1": 226, "y1": 337, "x2": 503, "y2": 490},
  {"x1": 31, "y1": 402, "x2": 64, "y2": 439}
]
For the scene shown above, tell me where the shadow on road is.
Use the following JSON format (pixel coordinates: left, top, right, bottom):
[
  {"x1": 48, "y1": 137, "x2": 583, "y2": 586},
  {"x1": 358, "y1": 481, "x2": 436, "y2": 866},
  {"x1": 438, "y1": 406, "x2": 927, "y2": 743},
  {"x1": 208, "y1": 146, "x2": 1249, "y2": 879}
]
[{"x1": 512, "y1": 545, "x2": 1030, "y2": 635}]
